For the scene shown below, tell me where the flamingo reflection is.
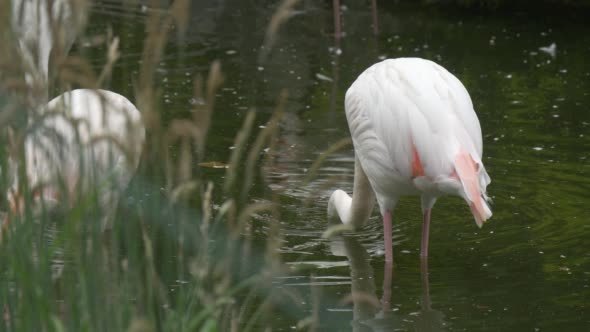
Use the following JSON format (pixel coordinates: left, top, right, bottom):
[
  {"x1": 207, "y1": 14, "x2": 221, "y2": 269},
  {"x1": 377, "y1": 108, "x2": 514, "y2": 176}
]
[{"x1": 331, "y1": 235, "x2": 446, "y2": 331}]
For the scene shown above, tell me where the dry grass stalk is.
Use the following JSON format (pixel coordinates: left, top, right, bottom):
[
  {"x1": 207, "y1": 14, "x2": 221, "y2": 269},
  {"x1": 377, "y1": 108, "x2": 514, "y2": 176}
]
[
  {"x1": 240, "y1": 90, "x2": 288, "y2": 201},
  {"x1": 58, "y1": 55, "x2": 99, "y2": 88},
  {"x1": 303, "y1": 136, "x2": 352, "y2": 184},
  {"x1": 224, "y1": 110, "x2": 256, "y2": 194},
  {"x1": 163, "y1": 60, "x2": 222, "y2": 194},
  {"x1": 258, "y1": 0, "x2": 300, "y2": 64},
  {"x1": 96, "y1": 36, "x2": 120, "y2": 86},
  {"x1": 137, "y1": 0, "x2": 190, "y2": 131},
  {"x1": 194, "y1": 60, "x2": 223, "y2": 158}
]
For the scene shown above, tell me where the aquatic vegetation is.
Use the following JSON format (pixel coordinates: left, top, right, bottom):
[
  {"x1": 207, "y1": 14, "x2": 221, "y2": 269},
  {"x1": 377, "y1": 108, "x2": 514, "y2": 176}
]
[{"x1": 0, "y1": 0, "x2": 300, "y2": 330}]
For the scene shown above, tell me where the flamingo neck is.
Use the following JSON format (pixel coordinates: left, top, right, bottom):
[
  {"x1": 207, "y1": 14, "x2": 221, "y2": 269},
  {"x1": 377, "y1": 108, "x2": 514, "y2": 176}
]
[{"x1": 328, "y1": 155, "x2": 376, "y2": 229}]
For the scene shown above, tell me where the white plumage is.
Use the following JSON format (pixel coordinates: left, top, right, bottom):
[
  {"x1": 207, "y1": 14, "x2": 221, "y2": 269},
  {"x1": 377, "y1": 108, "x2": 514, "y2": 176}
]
[
  {"x1": 328, "y1": 58, "x2": 492, "y2": 262},
  {"x1": 11, "y1": 0, "x2": 81, "y2": 95},
  {"x1": 8, "y1": 89, "x2": 145, "y2": 229}
]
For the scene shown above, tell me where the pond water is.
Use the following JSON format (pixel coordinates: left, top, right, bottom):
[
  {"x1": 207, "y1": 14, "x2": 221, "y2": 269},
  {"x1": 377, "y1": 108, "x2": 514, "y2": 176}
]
[{"x1": 89, "y1": 1, "x2": 590, "y2": 330}]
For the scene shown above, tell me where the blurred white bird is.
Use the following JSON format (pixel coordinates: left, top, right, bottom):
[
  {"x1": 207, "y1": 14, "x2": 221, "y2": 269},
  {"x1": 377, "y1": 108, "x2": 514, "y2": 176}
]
[
  {"x1": 328, "y1": 58, "x2": 492, "y2": 262},
  {"x1": 4, "y1": 0, "x2": 145, "y2": 231},
  {"x1": 7, "y1": 89, "x2": 145, "y2": 229}
]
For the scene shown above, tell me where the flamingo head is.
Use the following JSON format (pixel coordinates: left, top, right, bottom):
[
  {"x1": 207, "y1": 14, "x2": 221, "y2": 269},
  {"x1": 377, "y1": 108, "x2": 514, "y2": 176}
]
[{"x1": 454, "y1": 151, "x2": 492, "y2": 228}]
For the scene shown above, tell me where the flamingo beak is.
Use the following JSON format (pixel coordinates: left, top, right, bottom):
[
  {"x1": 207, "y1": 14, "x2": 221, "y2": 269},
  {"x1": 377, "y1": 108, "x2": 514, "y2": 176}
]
[{"x1": 470, "y1": 203, "x2": 484, "y2": 228}]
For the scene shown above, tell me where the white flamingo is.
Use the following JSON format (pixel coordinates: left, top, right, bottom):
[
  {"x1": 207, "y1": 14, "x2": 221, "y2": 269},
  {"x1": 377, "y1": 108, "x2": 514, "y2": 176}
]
[
  {"x1": 328, "y1": 58, "x2": 492, "y2": 262},
  {"x1": 5, "y1": 0, "x2": 145, "y2": 230},
  {"x1": 7, "y1": 89, "x2": 145, "y2": 229}
]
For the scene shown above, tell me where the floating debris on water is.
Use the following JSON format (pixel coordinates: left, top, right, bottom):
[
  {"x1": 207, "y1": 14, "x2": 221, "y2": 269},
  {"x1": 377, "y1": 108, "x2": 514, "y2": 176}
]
[
  {"x1": 539, "y1": 42, "x2": 557, "y2": 58},
  {"x1": 198, "y1": 161, "x2": 229, "y2": 169},
  {"x1": 315, "y1": 73, "x2": 333, "y2": 82}
]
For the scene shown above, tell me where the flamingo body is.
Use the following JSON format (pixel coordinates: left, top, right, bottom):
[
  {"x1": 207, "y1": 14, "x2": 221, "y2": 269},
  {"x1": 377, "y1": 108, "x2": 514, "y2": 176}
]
[
  {"x1": 9, "y1": 89, "x2": 145, "y2": 229},
  {"x1": 328, "y1": 58, "x2": 491, "y2": 261}
]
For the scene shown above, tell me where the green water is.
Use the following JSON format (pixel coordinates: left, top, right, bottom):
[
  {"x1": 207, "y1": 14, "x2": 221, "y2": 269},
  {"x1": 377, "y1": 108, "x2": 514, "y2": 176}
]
[{"x1": 87, "y1": 1, "x2": 590, "y2": 330}]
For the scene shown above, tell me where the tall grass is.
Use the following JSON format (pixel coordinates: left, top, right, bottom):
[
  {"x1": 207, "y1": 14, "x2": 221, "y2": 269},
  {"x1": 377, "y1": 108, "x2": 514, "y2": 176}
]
[{"x1": 0, "y1": 0, "x2": 304, "y2": 330}]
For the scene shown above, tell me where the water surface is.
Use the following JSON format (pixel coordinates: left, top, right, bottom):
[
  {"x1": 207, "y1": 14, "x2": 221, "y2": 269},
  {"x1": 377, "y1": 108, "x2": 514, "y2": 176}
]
[{"x1": 89, "y1": 1, "x2": 590, "y2": 330}]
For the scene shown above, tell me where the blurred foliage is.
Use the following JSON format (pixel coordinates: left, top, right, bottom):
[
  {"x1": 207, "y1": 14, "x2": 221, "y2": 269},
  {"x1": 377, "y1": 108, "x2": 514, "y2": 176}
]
[{"x1": 0, "y1": 0, "x2": 300, "y2": 331}]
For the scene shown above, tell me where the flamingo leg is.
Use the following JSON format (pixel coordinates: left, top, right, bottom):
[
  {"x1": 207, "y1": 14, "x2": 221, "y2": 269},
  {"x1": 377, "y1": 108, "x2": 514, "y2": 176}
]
[
  {"x1": 420, "y1": 208, "x2": 432, "y2": 257},
  {"x1": 420, "y1": 257, "x2": 431, "y2": 310},
  {"x1": 371, "y1": 0, "x2": 379, "y2": 35},
  {"x1": 333, "y1": 0, "x2": 341, "y2": 42},
  {"x1": 383, "y1": 210, "x2": 393, "y2": 263},
  {"x1": 381, "y1": 260, "x2": 393, "y2": 312}
]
